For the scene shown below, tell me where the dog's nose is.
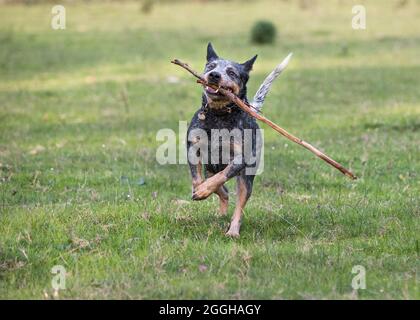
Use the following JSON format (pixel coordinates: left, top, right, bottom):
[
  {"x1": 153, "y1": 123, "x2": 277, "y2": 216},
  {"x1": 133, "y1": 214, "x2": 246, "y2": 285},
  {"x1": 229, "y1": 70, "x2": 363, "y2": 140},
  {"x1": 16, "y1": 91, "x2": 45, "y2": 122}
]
[{"x1": 208, "y1": 71, "x2": 221, "y2": 84}]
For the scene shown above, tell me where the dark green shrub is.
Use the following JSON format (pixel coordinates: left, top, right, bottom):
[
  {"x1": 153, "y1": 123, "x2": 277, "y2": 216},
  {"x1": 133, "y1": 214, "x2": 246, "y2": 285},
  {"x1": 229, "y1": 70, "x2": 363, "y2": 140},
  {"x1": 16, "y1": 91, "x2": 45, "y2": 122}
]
[
  {"x1": 250, "y1": 20, "x2": 277, "y2": 45},
  {"x1": 141, "y1": 0, "x2": 154, "y2": 14}
]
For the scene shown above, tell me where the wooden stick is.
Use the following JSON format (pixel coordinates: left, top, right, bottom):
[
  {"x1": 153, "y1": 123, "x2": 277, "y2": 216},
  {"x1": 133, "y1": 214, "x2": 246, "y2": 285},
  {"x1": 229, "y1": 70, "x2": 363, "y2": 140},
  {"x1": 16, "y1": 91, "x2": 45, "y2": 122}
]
[{"x1": 171, "y1": 59, "x2": 357, "y2": 180}]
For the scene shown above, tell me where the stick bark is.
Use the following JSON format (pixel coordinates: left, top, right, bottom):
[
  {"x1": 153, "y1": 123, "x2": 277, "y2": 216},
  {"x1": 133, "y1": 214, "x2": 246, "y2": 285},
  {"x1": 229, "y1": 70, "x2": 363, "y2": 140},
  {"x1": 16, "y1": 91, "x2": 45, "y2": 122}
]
[{"x1": 171, "y1": 59, "x2": 357, "y2": 180}]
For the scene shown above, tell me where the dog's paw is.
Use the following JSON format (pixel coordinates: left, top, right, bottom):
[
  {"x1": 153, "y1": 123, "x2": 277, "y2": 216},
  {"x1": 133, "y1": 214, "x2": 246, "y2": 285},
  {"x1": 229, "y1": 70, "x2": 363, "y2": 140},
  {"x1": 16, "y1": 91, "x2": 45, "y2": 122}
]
[
  {"x1": 225, "y1": 229, "x2": 240, "y2": 238},
  {"x1": 192, "y1": 185, "x2": 212, "y2": 200},
  {"x1": 225, "y1": 223, "x2": 240, "y2": 238},
  {"x1": 192, "y1": 180, "x2": 217, "y2": 200}
]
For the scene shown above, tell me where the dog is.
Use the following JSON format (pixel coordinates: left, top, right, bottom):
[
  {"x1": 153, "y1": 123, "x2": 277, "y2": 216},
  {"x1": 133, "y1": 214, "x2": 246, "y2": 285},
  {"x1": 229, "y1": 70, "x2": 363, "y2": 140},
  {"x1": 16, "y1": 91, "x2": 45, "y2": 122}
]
[{"x1": 186, "y1": 43, "x2": 260, "y2": 237}]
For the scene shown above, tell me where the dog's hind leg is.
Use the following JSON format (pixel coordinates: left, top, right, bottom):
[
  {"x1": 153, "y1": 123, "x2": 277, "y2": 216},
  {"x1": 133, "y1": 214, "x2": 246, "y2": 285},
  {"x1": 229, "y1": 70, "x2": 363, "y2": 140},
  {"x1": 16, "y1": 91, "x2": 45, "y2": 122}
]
[
  {"x1": 216, "y1": 184, "x2": 229, "y2": 215},
  {"x1": 215, "y1": 184, "x2": 229, "y2": 215},
  {"x1": 226, "y1": 172, "x2": 254, "y2": 238}
]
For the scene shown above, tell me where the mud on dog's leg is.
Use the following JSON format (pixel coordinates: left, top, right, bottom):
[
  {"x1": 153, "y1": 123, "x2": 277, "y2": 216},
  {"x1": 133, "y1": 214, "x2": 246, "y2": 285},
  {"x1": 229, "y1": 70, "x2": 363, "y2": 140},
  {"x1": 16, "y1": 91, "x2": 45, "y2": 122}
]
[
  {"x1": 192, "y1": 165, "x2": 229, "y2": 200},
  {"x1": 226, "y1": 173, "x2": 254, "y2": 238},
  {"x1": 192, "y1": 150, "x2": 247, "y2": 200}
]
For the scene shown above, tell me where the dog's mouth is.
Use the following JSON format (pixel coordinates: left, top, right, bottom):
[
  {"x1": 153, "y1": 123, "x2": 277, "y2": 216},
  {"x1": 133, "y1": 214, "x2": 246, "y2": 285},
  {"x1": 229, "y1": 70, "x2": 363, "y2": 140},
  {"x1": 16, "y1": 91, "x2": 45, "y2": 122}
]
[{"x1": 205, "y1": 85, "x2": 234, "y2": 97}]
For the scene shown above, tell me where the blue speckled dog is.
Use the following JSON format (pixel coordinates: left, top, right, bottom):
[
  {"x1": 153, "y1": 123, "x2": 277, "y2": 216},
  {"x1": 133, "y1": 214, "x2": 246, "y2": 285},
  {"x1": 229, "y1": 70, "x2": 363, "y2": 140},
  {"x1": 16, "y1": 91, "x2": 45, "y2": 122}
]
[{"x1": 187, "y1": 43, "x2": 260, "y2": 237}]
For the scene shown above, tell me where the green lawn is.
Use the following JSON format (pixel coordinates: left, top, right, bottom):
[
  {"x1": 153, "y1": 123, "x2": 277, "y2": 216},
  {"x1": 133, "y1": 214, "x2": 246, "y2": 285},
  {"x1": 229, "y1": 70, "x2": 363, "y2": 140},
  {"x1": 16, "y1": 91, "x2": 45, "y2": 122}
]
[{"x1": 0, "y1": 0, "x2": 419, "y2": 299}]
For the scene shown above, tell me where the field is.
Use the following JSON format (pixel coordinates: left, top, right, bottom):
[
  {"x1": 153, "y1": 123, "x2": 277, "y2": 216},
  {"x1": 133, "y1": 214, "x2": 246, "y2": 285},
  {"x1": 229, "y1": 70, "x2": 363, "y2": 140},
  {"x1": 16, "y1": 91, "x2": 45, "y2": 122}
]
[{"x1": 0, "y1": 0, "x2": 419, "y2": 299}]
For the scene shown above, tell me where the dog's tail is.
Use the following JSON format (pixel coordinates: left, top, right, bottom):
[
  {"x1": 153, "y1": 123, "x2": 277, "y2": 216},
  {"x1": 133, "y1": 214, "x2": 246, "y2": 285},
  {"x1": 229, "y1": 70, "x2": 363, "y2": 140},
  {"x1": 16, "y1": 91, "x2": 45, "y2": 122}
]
[{"x1": 252, "y1": 53, "x2": 293, "y2": 112}]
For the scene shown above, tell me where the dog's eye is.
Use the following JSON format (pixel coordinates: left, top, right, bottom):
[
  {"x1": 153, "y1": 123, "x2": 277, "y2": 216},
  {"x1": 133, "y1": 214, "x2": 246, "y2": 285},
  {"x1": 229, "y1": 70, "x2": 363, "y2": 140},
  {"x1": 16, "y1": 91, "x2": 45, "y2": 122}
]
[
  {"x1": 227, "y1": 69, "x2": 237, "y2": 78},
  {"x1": 207, "y1": 63, "x2": 216, "y2": 70}
]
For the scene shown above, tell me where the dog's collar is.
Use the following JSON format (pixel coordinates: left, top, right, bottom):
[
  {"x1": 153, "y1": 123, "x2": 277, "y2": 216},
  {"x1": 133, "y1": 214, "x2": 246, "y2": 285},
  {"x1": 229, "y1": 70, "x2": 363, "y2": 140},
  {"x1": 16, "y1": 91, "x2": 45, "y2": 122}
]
[{"x1": 199, "y1": 103, "x2": 236, "y2": 120}]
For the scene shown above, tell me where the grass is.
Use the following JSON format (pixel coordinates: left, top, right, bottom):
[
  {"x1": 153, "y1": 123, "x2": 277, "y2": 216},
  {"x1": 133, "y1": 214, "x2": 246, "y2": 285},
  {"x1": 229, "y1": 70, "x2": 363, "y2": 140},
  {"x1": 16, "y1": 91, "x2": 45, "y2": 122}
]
[{"x1": 0, "y1": 0, "x2": 419, "y2": 299}]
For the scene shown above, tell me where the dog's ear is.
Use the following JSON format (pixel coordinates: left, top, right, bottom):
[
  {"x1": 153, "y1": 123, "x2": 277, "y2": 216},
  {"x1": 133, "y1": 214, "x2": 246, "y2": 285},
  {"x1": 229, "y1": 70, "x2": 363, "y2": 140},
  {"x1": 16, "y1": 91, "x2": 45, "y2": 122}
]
[
  {"x1": 207, "y1": 42, "x2": 219, "y2": 62},
  {"x1": 242, "y1": 54, "x2": 258, "y2": 72}
]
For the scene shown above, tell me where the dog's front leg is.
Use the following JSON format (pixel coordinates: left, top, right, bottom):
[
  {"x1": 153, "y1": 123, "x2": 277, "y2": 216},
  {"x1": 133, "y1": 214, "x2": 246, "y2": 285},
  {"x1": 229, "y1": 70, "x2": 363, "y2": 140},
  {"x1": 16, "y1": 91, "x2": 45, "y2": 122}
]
[
  {"x1": 187, "y1": 127, "x2": 207, "y2": 196},
  {"x1": 189, "y1": 159, "x2": 204, "y2": 196},
  {"x1": 192, "y1": 158, "x2": 245, "y2": 201}
]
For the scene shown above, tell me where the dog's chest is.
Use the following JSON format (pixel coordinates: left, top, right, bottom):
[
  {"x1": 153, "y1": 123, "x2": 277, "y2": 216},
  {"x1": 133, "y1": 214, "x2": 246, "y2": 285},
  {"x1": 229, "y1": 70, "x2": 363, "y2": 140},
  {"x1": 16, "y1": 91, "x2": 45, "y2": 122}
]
[
  {"x1": 200, "y1": 112, "x2": 243, "y2": 131},
  {"x1": 200, "y1": 113, "x2": 245, "y2": 157}
]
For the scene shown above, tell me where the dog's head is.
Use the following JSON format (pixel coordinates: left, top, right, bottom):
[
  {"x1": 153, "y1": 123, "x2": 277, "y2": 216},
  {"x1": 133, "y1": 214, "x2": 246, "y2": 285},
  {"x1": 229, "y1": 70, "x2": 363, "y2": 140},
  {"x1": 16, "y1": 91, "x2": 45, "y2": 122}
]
[{"x1": 202, "y1": 42, "x2": 257, "y2": 109}]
